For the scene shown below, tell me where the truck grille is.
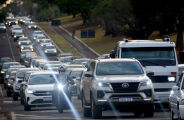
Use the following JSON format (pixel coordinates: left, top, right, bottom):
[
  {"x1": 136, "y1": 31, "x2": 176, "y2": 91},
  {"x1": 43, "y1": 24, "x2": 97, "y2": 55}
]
[
  {"x1": 148, "y1": 76, "x2": 176, "y2": 83},
  {"x1": 111, "y1": 82, "x2": 139, "y2": 93},
  {"x1": 33, "y1": 91, "x2": 52, "y2": 96}
]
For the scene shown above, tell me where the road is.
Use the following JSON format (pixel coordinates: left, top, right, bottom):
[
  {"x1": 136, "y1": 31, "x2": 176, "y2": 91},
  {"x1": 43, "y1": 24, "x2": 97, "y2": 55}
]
[{"x1": 0, "y1": 25, "x2": 170, "y2": 120}]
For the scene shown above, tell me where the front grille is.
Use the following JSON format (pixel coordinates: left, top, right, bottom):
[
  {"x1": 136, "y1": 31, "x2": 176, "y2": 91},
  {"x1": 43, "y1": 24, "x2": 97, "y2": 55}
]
[
  {"x1": 149, "y1": 76, "x2": 176, "y2": 83},
  {"x1": 111, "y1": 82, "x2": 139, "y2": 93},
  {"x1": 31, "y1": 99, "x2": 52, "y2": 104},
  {"x1": 33, "y1": 91, "x2": 52, "y2": 96}
]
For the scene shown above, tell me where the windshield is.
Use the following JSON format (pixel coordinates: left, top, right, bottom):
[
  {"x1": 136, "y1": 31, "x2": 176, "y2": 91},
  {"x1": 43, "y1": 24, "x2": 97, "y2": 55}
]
[
  {"x1": 29, "y1": 74, "x2": 58, "y2": 85},
  {"x1": 2, "y1": 63, "x2": 20, "y2": 70},
  {"x1": 35, "y1": 31, "x2": 43, "y2": 34},
  {"x1": 21, "y1": 42, "x2": 31, "y2": 45},
  {"x1": 0, "y1": 58, "x2": 12, "y2": 63},
  {"x1": 15, "y1": 33, "x2": 23, "y2": 35},
  {"x1": 60, "y1": 58, "x2": 72, "y2": 62},
  {"x1": 96, "y1": 62, "x2": 144, "y2": 75},
  {"x1": 14, "y1": 28, "x2": 21, "y2": 30},
  {"x1": 121, "y1": 47, "x2": 176, "y2": 66},
  {"x1": 73, "y1": 60, "x2": 88, "y2": 64},
  {"x1": 45, "y1": 46, "x2": 55, "y2": 49}
]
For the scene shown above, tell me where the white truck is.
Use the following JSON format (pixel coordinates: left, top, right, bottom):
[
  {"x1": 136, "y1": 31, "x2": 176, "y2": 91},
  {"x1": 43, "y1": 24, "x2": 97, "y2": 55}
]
[{"x1": 110, "y1": 38, "x2": 178, "y2": 104}]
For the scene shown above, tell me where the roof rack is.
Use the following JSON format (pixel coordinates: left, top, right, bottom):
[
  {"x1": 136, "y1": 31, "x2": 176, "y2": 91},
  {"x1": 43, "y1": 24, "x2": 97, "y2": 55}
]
[{"x1": 162, "y1": 35, "x2": 170, "y2": 42}]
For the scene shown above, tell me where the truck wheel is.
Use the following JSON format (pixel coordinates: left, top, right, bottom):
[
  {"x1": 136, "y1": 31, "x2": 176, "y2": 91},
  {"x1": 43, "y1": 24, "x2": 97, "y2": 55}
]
[
  {"x1": 144, "y1": 104, "x2": 154, "y2": 117},
  {"x1": 91, "y1": 97, "x2": 102, "y2": 119},
  {"x1": 82, "y1": 95, "x2": 91, "y2": 117},
  {"x1": 13, "y1": 93, "x2": 18, "y2": 101},
  {"x1": 24, "y1": 102, "x2": 31, "y2": 111},
  {"x1": 7, "y1": 91, "x2": 11, "y2": 97}
]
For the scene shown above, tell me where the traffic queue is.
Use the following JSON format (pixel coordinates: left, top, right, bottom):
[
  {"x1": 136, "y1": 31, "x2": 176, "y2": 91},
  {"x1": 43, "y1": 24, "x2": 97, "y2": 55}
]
[{"x1": 1, "y1": 15, "x2": 184, "y2": 120}]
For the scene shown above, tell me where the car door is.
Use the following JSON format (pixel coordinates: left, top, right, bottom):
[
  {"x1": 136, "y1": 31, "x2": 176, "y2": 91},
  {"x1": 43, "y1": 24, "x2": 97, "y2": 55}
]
[
  {"x1": 83, "y1": 61, "x2": 95, "y2": 104},
  {"x1": 172, "y1": 74, "x2": 183, "y2": 113}
]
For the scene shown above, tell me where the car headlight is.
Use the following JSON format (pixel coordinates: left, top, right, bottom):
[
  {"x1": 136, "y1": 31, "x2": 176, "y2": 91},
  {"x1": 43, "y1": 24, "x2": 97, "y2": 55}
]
[
  {"x1": 34, "y1": 25, "x2": 37, "y2": 28},
  {"x1": 21, "y1": 46, "x2": 24, "y2": 49},
  {"x1": 7, "y1": 83, "x2": 11, "y2": 87},
  {"x1": 18, "y1": 42, "x2": 21, "y2": 45},
  {"x1": 37, "y1": 40, "x2": 40, "y2": 42},
  {"x1": 30, "y1": 46, "x2": 33, "y2": 49},
  {"x1": 41, "y1": 44, "x2": 43, "y2": 47},
  {"x1": 27, "y1": 89, "x2": 34, "y2": 94},
  {"x1": 3, "y1": 26, "x2": 6, "y2": 29},
  {"x1": 1, "y1": 71, "x2": 5, "y2": 73},
  {"x1": 14, "y1": 35, "x2": 16, "y2": 38},
  {"x1": 45, "y1": 50, "x2": 48, "y2": 53},
  {"x1": 139, "y1": 80, "x2": 152, "y2": 90},
  {"x1": 54, "y1": 50, "x2": 57, "y2": 53},
  {"x1": 97, "y1": 82, "x2": 111, "y2": 87},
  {"x1": 28, "y1": 26, "x2": 31, "y2": 28},
  {"x1": 15, "y1": 21, "x2": 18, "y2": 24},
  {"x1": 57, "y1": 84, "x2": 64, "y2": 90},
  {"x1": 168, "y1": 77, "x2": 176, "y2": 82}
]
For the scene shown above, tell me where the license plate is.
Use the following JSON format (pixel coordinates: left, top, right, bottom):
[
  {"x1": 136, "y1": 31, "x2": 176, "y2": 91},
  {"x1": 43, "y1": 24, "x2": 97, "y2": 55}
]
[
  {"x1": 43, "y1": 97, "x2": 52, "y2": 101},
  {"x1": 119, "y1": 97, "x2": 132, "y2": 102}
]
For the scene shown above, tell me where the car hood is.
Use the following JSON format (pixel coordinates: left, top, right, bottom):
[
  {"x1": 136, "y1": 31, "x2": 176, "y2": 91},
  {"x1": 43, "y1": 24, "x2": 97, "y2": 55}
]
[
  {"x1": 95, "y1": 74, "x2": 148, "y2": 83},
  {"x1": 28, "y1": 84, "x2": 54, "y2": 91}
]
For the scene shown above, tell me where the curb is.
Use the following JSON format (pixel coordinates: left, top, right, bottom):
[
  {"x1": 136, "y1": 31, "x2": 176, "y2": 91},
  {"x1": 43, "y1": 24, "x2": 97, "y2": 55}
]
[{"x1": 59, "y1": 26, "x2": 100, "y2": 57}]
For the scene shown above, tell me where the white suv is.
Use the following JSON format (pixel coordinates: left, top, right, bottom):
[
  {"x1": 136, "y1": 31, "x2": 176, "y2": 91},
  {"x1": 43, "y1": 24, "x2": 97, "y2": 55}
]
[
  {"x1": 81, "y1": 59, "x2": 154, "y2": 118},
  {"x1": 23, "y1": 71, "x2": 57, "y2": 111}
]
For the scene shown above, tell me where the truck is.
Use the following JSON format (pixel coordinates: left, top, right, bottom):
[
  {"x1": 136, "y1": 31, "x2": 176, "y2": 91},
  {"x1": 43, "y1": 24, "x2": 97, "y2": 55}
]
[{"x1": 110, "y1": 37, "x2": 178, "y2": 105}]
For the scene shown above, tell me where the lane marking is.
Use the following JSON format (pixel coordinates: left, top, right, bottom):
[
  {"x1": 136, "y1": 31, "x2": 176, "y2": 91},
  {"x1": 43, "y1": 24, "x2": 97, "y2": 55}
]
[
  {"x1": 3, "y1": 101, "x2": 13, "y2": 103},
  {"x1": 6, "y1": 32, "x2": 15, "y2": 61}
]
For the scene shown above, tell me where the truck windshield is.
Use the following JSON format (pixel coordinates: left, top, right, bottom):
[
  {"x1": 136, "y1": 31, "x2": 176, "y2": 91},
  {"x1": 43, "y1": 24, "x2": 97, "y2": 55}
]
[
  {"x1": 96, "y1": 62, "x2": 144, "y2": 75},
  {"x1": 121, "y1": 47, "x2": 176, "y2": 66}
]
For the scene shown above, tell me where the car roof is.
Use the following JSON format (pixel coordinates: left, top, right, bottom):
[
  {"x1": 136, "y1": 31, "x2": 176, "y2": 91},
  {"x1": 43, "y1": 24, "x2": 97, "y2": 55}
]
[
  {"x1": 3, "y1": 62, "x2": 20, "y2": 65},
  {"x1": 17, "y1": 68, "x2": 40, "y2": 71},
  {"x1": 96, "y1": 58, "x2": 138, "y2": 63},
  {"x1": 30, "y1": 71, "x2": 58, "y2": 75}
]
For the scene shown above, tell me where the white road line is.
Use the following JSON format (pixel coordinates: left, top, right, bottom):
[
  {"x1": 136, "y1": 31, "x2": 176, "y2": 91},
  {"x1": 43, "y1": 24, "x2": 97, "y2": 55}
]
[
  {"x1": 3, "y1": 101, "x2": 13, "y2": 103},
  {"x1": 6, "y1": 33, "x2": 15, "y2": 61}
]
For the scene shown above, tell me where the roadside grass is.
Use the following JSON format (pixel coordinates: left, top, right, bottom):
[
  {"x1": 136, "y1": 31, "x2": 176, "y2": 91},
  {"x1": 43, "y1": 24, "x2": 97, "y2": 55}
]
[
  {"x1": 57, "y1": 15, "x2": 181, "y2": 55},
  {"x1": 37, "y1": 22, "x2": 80, "y2": 56}
]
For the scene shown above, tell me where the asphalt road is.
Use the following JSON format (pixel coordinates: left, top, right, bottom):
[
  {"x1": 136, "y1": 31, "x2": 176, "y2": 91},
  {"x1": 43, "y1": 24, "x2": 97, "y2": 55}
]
[{"x1": 0, "y1": 25, "x2": 171, "y2": 120}]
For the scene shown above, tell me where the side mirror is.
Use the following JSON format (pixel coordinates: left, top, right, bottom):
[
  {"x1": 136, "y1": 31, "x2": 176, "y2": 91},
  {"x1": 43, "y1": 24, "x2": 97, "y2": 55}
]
[
  {"x1": 172, "y1": 85, "x2": 179, "y2": 91},
  {"x1": 110, "y1": 50, "x2": 115, "y2": 58},
  {"x1": 146, "y1": 72, "x2": 154, "y2": 76},
  {"x1": 85, "y1": 71, "x2": 93, "y2": 77}
]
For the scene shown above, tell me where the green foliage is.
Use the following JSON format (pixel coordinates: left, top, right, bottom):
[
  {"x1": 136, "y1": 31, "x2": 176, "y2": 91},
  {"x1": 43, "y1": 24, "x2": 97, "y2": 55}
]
[{"x1": 90, "y1": 0, "x2": 135, "y2": 36}]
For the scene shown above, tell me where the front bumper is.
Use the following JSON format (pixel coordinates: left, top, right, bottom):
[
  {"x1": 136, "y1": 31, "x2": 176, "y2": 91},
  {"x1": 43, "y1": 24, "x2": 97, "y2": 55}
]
[
  {"x1": 154, "y1": 91, "x2": 170, "y2": 103},
  {"x1": 26, "y1": 93, "x2": 53, "y2": 106}
]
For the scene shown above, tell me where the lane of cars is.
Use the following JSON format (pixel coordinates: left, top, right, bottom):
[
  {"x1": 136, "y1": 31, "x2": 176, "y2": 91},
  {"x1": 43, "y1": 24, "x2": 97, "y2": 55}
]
[{"x1": 1, "y1": 15, "x2": 184, "y2": 120}]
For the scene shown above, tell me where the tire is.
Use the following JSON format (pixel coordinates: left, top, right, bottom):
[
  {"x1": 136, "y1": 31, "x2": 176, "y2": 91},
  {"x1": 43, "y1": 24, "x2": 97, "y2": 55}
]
[
  {"x1": 24, "y1": 102, "x2": 31, "y2": 111},
  {"x1": 57, "y1": 94, "x2": 64, "y2": 113},
  {"x1": 144, "y1": 104, "x2": 154, "y2": 117},
  {"x1": 13, "y1": 93, "x2": 18, "y2": 101},
  {"x1": 82, "y1": 95, "x2": 91, "y2": 117},
  {"x1": 7, "y1": 91, "x2": 11, "y2": 97},
  {"x1": 77, "y1": 94, "x2": 81, "y2": 100},
  {"x1": 20, "y1": 97, "x2": 24, "y2": 105},
  {"x1": 170, "y1": 109, "x2": 177, "y2": 120},
  {"x1": 134, "y1": 111, "x2": 143, "y2": 117},
  {"x1": 91, "y1": 97, "x2": 102, "y2": 119}
]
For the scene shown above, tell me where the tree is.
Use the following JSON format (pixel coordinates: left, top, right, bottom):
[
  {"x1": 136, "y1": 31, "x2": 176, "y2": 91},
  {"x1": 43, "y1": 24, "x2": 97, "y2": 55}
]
[
  {"x1": 90, "y1": 0, "x2": 135, "y2": 36},
  {"x1": 0, "y1": 0, "x2": 7, "y2": 22}
]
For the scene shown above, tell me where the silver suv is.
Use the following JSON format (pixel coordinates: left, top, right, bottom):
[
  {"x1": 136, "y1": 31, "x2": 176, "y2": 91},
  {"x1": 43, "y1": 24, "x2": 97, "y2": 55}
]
[{"x1": 81, "y1": 59, "x2": 154, "y2": 118}]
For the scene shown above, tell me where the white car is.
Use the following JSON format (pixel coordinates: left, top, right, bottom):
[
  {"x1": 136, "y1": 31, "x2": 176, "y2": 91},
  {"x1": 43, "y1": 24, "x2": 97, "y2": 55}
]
[
  {"x1": 43, "y1": 45, "x2": 57, "y2": 55},
  {"x1": 11, "y1": 25, "x2": 22, "y2": 35},
  {"x1": 18, "y1": 37, "x2": 29, "y2": 43},
  {"x1": 23, "y1": 71, "x2": 57, "y2": 111},
  {"x1": 33, "y1": 31, "x2": 44, "y2": 40},
  {"x1": 169, "y1": 72, "x2": 184, "y2": 120}
]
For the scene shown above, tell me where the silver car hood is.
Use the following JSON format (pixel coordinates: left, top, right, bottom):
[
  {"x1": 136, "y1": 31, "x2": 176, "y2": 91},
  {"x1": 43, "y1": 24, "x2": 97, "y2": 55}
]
[
  {"x1": 95, "y1": 75, "x2": 148, "y2": 83},
  {"x1": 28, "y1": 84, "x2": 54, "y2": 91}
]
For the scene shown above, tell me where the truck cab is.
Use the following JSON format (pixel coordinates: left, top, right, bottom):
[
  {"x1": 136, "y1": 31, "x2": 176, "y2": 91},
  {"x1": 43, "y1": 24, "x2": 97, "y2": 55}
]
[{"x1": 110, "y1": 38, "x2": 178, "y2": 104}]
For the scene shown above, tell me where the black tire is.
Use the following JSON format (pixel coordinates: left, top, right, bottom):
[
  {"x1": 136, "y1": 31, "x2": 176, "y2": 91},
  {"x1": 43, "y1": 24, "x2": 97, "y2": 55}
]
[
  {"x1": 13, "y1": 93, "x2": 18, "y2": 101},
  {"x1": 77, "y1": 94, "x2": 81, "y2": 100},
  {"x1": 144, "y1": 104, "x2": 154, "y2": 117},
  {"x1": 170, "y1": 109, "x2": 177, "y2": 120},
  {"x1": 91, "y1": 97, "x2": 102, "y2": 119},
  {"x1": 24, "y1": 102, "x2": 31, "y2": 111},
  {"x1": 134, "y1": 111, "x2": 143, "y2": 117},
  {"x1": 7, "y1": 91, "x2": 11, "y2": 97},
  {"x1": 57, "y1": 103, "x2": 63, "y2": 113},
  {"x1": 82, "y1": 95, "x2": 91, "y2": 117},
  {"x1": 20, "y1": 97, "x2": 24, "y2": 105}
]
